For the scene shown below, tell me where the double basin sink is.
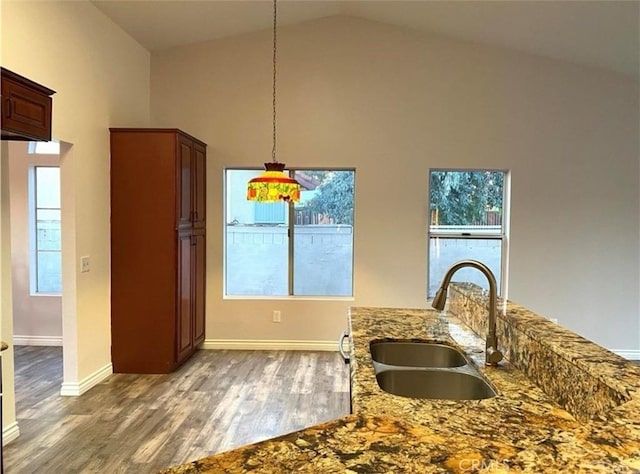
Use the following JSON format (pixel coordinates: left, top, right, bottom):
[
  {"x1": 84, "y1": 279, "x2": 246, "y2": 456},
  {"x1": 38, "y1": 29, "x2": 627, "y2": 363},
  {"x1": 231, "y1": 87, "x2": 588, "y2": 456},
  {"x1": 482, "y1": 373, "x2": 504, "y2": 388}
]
[{"x1": 370, "y1": 341, "x2": 497, "y2": 400}]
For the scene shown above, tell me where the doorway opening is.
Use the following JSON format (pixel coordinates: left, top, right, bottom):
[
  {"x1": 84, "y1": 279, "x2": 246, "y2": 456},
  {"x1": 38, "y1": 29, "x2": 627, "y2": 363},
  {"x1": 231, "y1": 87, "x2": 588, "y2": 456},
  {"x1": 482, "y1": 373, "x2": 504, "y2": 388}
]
[{"x1": 7, "y1": 139, "x2": 76, "y2": 415}]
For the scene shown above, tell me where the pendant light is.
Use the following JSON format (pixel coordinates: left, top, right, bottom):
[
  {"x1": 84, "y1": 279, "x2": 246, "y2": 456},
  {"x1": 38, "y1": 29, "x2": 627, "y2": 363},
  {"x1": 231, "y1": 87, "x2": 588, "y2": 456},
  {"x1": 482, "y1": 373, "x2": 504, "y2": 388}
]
[{"x1": 247, "y1": 0, "x2": 301, "y2": 203}]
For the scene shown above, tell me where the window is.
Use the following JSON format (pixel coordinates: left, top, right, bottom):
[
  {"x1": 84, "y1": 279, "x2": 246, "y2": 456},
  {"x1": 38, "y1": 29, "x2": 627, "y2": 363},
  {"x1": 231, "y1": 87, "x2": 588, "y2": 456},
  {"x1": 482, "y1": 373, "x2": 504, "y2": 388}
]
[
  {"x1": 28, "y1": 140, "x2": 60, "y2": 155},
  {"x1": 428, "y1": 170, "x2": 508, "y2": 297},
  {"x1": 225, "y1": 169, "x2": 355, "y2": 297},
  {"x1": 31, "y1": 166, "x2": 62, "y2": 294}
]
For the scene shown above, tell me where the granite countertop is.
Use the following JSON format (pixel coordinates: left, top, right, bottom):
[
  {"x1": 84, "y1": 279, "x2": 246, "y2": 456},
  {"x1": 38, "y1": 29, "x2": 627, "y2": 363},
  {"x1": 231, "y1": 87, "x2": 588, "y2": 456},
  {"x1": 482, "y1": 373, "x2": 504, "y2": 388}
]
[{"x1": 160, "y1": 289, "x2": 640, "y2": 473}]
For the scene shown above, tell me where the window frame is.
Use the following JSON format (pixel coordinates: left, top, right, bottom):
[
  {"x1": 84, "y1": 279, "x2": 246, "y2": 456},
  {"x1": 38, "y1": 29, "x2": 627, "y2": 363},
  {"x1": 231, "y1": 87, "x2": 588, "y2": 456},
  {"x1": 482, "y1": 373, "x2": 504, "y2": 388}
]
[
  {"x1": 427, "y1": 168, "x2": 509, "y2": 298},
  {"x1": 224, "y1": 167, "x2": 356, "y2": 299}
]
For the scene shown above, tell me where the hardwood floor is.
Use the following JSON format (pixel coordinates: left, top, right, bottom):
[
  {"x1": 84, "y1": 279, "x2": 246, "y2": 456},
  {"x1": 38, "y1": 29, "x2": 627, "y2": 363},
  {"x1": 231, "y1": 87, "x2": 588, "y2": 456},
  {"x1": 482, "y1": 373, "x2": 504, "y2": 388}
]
[{"x1": 5, "y1": 346, "x2": 350, "y2": 474}]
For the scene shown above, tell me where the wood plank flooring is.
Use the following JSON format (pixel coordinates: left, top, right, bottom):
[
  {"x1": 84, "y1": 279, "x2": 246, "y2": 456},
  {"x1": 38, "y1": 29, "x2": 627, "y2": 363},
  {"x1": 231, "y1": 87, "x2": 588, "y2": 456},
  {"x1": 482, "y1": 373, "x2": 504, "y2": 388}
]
[{"x1": 4, "y1": 346, "x2": 350, "y2": 474}]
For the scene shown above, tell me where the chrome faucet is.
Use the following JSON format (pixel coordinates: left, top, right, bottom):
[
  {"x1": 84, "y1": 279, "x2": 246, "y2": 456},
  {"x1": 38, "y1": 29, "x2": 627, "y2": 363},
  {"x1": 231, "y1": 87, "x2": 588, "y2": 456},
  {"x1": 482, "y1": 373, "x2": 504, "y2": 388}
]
[{"x1": 431, "y1": 259, "x2": 504, "y2": 366}]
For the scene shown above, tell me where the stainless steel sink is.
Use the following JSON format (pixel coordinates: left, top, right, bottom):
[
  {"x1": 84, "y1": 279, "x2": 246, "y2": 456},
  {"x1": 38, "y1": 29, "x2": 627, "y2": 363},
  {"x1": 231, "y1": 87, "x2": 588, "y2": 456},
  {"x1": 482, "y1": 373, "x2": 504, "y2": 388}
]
[
  {"x1": 376, "y1": 369, "x2": 497, "y2": 400},
  {"x1": 370, "y1": 341, "x2": 468, "y2": 368}
]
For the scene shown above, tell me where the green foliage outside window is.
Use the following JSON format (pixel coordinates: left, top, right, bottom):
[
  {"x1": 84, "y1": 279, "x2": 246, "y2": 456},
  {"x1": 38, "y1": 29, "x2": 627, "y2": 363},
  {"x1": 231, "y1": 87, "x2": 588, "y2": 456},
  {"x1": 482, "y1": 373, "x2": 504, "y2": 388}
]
[
  {"x1": 305, "y1": 171, "x2": 354, "y2": 225},
  {"x1": 430, "y1": 171, "x2": 503, "y2": 226}
]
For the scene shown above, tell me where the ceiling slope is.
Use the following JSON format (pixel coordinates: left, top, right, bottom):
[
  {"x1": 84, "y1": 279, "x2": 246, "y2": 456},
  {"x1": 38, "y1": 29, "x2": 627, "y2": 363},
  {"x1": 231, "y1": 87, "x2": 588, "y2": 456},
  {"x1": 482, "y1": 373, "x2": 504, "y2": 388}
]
[{"x1": 92, "y1": 0, "x2": 639, "y2": 78}]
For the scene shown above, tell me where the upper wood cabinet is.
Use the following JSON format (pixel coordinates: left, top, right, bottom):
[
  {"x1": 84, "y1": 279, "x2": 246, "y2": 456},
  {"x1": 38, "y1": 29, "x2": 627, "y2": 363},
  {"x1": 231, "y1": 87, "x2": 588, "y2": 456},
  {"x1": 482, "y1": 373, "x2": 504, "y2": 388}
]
[
  {"x1": 177, "y1": 134, "x2": 206, "y2": 231},
  {"x1": 1, "y1": 67, "x2": 55, "y2": 141}
]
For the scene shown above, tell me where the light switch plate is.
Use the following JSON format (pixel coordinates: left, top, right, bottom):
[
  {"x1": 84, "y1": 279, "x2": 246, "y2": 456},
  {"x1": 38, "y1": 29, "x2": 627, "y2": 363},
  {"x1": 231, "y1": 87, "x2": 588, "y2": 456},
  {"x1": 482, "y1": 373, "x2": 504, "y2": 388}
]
[{"x1": 81, "y1": 256, "x2": 90, "y2": 273}]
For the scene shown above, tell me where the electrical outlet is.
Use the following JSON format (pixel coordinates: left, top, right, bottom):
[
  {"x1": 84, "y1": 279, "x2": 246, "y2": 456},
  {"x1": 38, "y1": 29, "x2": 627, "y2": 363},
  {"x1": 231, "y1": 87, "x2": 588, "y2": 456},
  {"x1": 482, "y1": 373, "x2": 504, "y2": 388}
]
[
  {"x1": 80, "y1": 256, "x2": 90, "y2": 273},
  {"x1": 272, "y1": 310, "x2": 281, "y2": 323}
]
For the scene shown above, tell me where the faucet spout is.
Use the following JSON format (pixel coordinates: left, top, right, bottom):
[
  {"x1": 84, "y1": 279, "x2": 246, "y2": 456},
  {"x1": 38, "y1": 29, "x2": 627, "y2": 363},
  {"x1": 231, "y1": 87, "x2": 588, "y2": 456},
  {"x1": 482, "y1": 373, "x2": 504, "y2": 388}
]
[{"x1": 431, "y1": 259, "x2": 503, "y2": 366}]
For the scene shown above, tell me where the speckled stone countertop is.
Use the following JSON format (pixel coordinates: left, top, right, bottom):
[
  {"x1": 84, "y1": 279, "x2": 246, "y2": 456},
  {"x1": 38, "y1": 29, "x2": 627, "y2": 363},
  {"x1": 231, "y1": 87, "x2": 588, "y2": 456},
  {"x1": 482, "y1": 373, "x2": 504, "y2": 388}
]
[{"x1": 159, "y1": 289, "x2": 640, "y2": 473}]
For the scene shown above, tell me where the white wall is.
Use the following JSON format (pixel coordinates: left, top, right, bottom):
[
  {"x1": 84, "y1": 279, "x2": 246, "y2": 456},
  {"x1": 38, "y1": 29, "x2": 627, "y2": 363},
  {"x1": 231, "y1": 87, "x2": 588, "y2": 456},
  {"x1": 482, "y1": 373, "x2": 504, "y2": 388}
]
[
  {"x1": 1, "y1": 141, "x2": 18, "y2": 442},
  {"x1": 8, "y1": 143, "x2": 62, "y2": 345},
  {"x1": 151, "y1": 16, "x2": 639, "y2": 352},
  {"x1": 1, "y1": 0, "x2": 150, "y2": 435}
]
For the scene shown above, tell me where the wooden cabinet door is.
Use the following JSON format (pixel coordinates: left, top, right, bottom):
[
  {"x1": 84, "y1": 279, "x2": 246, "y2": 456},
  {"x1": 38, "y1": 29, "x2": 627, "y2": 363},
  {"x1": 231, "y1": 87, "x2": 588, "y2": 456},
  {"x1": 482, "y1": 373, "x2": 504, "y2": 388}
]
[
  {"x1": 192, "y1": 231, "x2": 206, "y2": 346},
  {"x1": 1, "y1": 73, "x2": 53, "y2": 141},
  {"x1": 193, "y1": 143, "x2": 207, "y2": 230},
  {"x1": 177, "y1": 135, "x2": 193, "y2": 230},
  {"x1": 177, "y1": 232, "x2": 194, "y2": 363}
]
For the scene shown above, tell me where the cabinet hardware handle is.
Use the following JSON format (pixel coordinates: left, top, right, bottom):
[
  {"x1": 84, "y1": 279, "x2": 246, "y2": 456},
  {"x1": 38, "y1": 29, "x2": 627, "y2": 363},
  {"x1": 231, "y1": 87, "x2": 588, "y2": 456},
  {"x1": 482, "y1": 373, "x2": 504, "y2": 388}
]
[{"x1": 338, "y1": 331, "x2": 350, "y2": 364}]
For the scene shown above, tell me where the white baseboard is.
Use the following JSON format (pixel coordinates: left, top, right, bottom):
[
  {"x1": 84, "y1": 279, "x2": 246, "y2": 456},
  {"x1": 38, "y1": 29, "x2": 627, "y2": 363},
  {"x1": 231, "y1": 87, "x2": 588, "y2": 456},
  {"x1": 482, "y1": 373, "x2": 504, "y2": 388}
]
[
  {"x1": 612, "y1": 350, "x2": 640, "y2": 360},
  {"x1": 13, "y1": 335, "x2": 63, "y2": 346},
  {"x1": 60, "y1": 362, "x2": 113, "y2": 397},
  {"x1": 202, "y1": 339, "x2": 338, "y2": 352},
  {"x1": 2, "y1": 421, "x2": 20, "y2": 446}
]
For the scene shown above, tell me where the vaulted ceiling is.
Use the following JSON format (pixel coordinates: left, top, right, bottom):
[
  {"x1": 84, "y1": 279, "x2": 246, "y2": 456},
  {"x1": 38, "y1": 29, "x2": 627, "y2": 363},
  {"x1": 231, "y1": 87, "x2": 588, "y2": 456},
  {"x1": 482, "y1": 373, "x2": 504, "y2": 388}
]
[{"x1": 92, "y1": 0, "x2": 639, "y2": 78}]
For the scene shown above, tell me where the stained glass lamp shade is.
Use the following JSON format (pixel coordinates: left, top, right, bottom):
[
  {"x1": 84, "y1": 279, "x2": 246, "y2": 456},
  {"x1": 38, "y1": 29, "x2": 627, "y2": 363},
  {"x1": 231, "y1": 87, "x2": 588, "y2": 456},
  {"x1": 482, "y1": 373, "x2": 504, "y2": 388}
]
[{"x1": 247, "y1": 162, "x2": 300, "y2": 202}]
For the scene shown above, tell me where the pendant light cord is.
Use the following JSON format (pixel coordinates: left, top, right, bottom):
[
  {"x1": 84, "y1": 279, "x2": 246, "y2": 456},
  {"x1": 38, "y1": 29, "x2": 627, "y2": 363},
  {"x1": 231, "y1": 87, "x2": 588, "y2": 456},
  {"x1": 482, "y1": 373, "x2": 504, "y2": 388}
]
[{"x1": 272, "y1": 0, "x2": 278, "y2": 163}]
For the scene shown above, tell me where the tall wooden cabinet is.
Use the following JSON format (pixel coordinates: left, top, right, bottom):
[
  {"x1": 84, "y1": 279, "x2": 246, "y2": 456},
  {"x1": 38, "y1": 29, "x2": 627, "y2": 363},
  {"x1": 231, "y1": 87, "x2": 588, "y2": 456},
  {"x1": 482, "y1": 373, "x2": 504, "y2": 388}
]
[{"x1": 110, "y1": 128, "x2": 206, "y2": 374}]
